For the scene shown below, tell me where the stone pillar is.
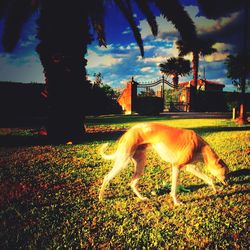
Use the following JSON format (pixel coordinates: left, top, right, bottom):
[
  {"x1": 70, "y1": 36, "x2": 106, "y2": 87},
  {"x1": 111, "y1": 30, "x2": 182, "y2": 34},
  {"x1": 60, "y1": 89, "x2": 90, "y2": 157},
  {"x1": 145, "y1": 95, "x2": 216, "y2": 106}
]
[{"x1": 131, "y1": 77, "x2": 138, "y2": 113}]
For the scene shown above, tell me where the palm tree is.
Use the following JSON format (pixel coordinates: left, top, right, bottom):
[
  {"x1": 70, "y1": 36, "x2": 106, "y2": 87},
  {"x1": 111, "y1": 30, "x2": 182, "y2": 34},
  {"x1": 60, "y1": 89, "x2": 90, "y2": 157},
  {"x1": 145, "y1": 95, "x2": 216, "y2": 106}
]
[
  {"x1": 225, "y1": 52, "x2": 250, "y2": 124},
  {"x1": 0, "y1": 0, "x2": 197, "y2": 142},
  {"x1": 176, "y1": 38, "x2": 217, "y2": 110},
  {"x1": 159, "y1": 57, "x2": 191, "y2": 88},
  {"x1": 176, "y1": 38, "x2": 217, "y2": 90}
]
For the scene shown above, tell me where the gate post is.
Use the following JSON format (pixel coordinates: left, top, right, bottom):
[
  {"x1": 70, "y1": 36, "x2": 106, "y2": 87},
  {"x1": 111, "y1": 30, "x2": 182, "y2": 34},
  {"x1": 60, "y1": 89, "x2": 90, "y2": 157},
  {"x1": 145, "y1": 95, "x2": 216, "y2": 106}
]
[
  {"x1": 189, "y1": 85, "x2": 195, "y2": 111},
  {"x1": 131, "y1": 76, "x2": 138, "y2": 113},
  {"x1": 162, "y1": 75, "x2": 165, "y2": 109}
]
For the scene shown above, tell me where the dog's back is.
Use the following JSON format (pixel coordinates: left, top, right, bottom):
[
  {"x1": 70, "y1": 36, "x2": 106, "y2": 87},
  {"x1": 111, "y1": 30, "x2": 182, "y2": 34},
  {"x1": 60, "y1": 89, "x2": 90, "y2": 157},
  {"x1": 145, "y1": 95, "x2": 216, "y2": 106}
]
[
  {"x1": 136, "y1": 123, "x2": 203, "y2": 166},
  {"x1": 105, "y1": 123, "x2": 204, "y2": 166}
]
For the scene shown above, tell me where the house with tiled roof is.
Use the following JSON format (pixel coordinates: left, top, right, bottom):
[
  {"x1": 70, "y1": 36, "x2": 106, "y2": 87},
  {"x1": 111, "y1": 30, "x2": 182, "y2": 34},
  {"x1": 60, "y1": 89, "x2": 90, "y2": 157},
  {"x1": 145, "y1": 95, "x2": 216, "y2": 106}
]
[
  {"x1": 179, "y1": 79, "x2": 225, "y2": 91},
  {"x1": 178, "y1": 79, "x2": 225, "y2": 111}
]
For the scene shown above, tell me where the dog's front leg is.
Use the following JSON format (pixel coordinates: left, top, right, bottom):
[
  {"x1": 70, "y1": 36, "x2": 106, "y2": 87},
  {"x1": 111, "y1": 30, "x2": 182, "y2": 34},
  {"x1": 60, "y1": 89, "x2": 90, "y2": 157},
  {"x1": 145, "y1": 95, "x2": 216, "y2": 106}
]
[
  {"x1": 185, "y1": 164, "x2": 217, "y2": 193},
  {"x1": 170, "y1": 165, "x2": 182, "y2": 206}
]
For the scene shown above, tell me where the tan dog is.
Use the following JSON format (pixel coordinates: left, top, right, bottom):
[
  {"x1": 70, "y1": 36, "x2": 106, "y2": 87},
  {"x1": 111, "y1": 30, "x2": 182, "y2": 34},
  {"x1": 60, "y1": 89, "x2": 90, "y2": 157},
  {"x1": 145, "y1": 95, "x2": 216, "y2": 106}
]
[{"x1": 99, "y1": 123, "x2": 229, "y2": 205}]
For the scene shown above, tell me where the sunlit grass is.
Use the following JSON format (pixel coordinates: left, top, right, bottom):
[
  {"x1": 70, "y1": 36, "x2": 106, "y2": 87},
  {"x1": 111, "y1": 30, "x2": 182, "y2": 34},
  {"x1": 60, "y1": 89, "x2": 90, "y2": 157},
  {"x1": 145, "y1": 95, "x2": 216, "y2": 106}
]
[{"x1": 0, "y1": 115, "x2": 249, "y2": 249}]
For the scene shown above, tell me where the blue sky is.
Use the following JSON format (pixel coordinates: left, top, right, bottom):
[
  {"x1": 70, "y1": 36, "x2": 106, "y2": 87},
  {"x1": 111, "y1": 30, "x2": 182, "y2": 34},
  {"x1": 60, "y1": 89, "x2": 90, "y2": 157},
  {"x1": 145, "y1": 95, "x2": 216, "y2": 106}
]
[{"x1": 0, "y1": 1, "x2": 249, "y2": 92}]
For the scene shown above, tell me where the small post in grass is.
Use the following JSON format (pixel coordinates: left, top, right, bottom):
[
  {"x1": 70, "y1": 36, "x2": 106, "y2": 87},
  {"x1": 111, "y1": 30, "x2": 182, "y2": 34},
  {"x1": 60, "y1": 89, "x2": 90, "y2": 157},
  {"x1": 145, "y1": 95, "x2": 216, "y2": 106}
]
[{"x1": 232, "y1": 107, "x2": 236, "y2": 120}]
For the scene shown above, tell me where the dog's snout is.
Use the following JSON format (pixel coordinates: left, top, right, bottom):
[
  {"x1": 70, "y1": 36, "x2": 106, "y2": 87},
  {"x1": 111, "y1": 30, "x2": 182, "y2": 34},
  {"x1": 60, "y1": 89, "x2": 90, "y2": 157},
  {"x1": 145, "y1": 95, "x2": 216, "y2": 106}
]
[
  {"x1": 222, "y1": 174, "x2": 230, "y2": 185},
  {"x1": 222, "y1": 179, "x2": 228, "y2": 186}
]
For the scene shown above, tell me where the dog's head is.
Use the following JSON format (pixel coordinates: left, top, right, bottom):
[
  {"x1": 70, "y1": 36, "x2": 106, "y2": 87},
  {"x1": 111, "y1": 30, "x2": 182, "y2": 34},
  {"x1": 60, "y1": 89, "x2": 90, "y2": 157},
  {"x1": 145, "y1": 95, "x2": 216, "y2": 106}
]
[{"x1": 208, "y1": 159, "x2": 229, "y2": 185}]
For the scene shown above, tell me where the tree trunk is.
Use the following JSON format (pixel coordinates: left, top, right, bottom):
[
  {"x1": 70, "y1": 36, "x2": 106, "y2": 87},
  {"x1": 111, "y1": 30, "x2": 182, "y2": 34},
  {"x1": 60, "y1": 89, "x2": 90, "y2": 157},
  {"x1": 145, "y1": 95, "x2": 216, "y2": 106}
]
[
  {"x1": 36, "y1": 1, "x2": 92, "y2": 143},
  {"x1": 191, "y1": 51, "x2": 199, "y2": 111},
  {"x1": 236, "y1": 77, "x2": 247, "y2": 124},
  {"x1": 236, "y1": 0, "x2": 249, "y2": 124},
  {"x1": 172, "y1": 73, "x2": 179, "y2": 88}
]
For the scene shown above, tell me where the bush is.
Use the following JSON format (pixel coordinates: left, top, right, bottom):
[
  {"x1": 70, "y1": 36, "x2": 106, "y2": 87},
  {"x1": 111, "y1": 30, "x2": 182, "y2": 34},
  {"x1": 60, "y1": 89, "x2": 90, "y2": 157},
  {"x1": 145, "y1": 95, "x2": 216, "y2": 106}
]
[
  {"x1": 85, "y1": 85, "x2": 122, "y2": 115},
  {"x1": 195, "y1": 91, "x2": 250, "y2": 112},
  {"x1": 196, "y1": 91, "x2": 227, "y2": 112},
  {"x1": 135, "y1": 96, "x2": 164, "y2": 115}
]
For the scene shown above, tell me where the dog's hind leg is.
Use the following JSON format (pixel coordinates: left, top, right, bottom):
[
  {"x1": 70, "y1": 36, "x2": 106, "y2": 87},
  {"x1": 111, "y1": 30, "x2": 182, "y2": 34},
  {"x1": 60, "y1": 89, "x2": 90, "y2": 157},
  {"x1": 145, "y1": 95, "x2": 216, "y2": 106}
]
[
  {"x1": 130, "y1": 148, "x2": 148, "y2": 200},
  {"x1": 185, "y1": 164, "x2": 216, "y2": 192},
  {"x1": 170, "y1": 165, "x2": 182, "y2": 206},
  {"x1": 99, "y1": 157, "x2": 130, "y2": 201}
]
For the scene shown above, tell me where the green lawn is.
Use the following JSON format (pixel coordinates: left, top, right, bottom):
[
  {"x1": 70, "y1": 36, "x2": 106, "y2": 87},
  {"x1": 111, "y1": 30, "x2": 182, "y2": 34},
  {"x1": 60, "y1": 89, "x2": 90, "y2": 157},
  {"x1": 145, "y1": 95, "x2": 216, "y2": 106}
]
[{"x1": 0, "y1": 115, "x2": 249, "y2": 249}]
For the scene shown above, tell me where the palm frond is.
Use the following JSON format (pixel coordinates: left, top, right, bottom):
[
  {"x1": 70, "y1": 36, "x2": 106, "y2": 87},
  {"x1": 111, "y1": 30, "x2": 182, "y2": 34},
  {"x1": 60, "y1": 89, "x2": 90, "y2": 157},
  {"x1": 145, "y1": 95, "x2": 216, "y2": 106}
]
[
  {"x1": 159, "y1": 57, "x2": 191, "y2": 76},
  {"x1": 176, "y1": 38, "x2": 217, "y2": 57},
  {"x1": 2, "y1": 0, "x2": 38, "y2": 52},
  {"x1": 134, "y1": 0, "x2": 158, "y2": 36},
  {"x1": 115, "y1": 0, "x2": 144, "y2": 57},
  {"x1": 199, "y1": 39, "x2": 217, "y2": 56},
  {"x1": 176, "y1": 39, "x2": 192, "y2": 56},
  {"x1": 88, "y1": 0, "x2": 106, "y2": 47},
  {"x1": 154, "y1": 0, "x2": 197, "y2": 43},
  {"x1": 197, "y1": 0, "x2": 245, "y2": 19}
]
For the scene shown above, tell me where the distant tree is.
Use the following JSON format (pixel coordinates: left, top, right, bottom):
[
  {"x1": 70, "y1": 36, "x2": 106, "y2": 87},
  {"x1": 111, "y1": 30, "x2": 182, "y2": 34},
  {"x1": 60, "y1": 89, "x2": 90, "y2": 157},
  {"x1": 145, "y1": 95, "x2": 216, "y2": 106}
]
[
  {"x1": 138, "y1": 88, "x2": 156, "y2": 97},
  {"x1": 159, "y1": 57, "x2": 191, "y2": 88},
  {"x1": 101, "y1": 84, "x2": 120, "y2": 100},
  {"x1": 92, "y1": 73, "x2": 118, "y2": 100},
  {"x1": 93, "y1": 72, "x2": 103, "y2": 87},
  {"x1": 225, "y1": 52, "x2": 250, "y2": 123},
  {"x1": 89, "y1": 82, "x2": 122, "y2": 115}
]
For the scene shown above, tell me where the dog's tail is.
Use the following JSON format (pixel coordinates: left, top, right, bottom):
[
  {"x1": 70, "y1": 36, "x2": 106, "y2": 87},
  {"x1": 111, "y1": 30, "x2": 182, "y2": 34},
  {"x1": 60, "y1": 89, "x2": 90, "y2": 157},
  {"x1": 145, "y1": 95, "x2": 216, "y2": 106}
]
[{"x1": 100, "y1": 143, "x2": 117, "y2": 160}]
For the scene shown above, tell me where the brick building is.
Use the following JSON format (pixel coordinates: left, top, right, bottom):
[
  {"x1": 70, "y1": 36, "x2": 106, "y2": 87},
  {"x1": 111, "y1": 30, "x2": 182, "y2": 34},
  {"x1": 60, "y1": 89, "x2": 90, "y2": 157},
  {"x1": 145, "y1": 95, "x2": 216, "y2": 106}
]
[
  {"x1": 178, "y1": 79, "x2": 225, "y2": 111},
  {"x1": 117, "y1": 78, "x2": 138, "y2": 114}
]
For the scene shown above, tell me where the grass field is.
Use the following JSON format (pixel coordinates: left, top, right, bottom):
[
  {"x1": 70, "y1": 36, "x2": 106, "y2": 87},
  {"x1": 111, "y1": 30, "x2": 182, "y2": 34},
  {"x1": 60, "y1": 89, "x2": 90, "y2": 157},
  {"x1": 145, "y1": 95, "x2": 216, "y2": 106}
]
[{"x1": 0, "y1": 115, "x2": 249, "y2": 249}]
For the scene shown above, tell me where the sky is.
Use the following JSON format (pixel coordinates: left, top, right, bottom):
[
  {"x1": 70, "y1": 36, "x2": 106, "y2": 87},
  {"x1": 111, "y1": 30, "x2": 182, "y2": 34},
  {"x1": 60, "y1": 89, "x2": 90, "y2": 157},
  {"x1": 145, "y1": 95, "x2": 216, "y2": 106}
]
[{"x1": 0, "y1": 1, "x2": 249, "y2": 92}]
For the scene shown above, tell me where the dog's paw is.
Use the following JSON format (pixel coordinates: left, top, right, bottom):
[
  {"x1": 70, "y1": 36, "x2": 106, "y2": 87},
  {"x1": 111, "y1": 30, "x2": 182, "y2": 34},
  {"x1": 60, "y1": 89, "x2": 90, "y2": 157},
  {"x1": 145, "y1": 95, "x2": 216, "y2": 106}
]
[
  {"x1": 98, "y1": 194, "x2": 104, "y2": 202},
  {"x1": 174, "y1": 201, "x2": 183, "y2": 206},
  {"x1": 138, "y1": 196, "x2": 149, "y2": 201},
  {"x1": 212, "y1": 186, "x2": 217, "y2": 194}
]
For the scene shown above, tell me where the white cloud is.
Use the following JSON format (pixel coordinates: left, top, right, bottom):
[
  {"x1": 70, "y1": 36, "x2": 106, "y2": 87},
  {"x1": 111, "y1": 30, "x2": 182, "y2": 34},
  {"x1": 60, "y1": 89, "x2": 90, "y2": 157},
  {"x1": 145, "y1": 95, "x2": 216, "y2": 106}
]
[
  {"x1": 185, "y1": 6, "x2": 240, "y2": 36},
  {"x1": 139, "y1": 56, "x2": 166, "y2": 64},
  {"x1": 140, "y1": 67, "x2": 151, "y2": 72},
  {"x1": 139, "y1": 15, "x2": 176, "y2": 39},
  {"x1": 118, "y1": 43, "x2": 137, "y2": 51},
  {"x1": 137, "y1": 42, "x2": 184, "y2": 65},
  {"x1": 20, "y1": 35, "x2": 37, "y2": 48},
  {"x1": 86, "y1": 49, "x2": 123, "y2": 67},
  {"x1": 122, "y1": 27, "x2": 132, "y2": 35},
  {"x1": 204, "y1": 52, "x2": 228, "y2": 62},
  {"x1": 144, "y1": 45, "x2": 155, "y2": 51},
  {"x1": 94, "y1": 44, "x2": 114, "y2": 51},
  {"x1": 0, "y1": 53, "x2": 44, "y2": 83}
]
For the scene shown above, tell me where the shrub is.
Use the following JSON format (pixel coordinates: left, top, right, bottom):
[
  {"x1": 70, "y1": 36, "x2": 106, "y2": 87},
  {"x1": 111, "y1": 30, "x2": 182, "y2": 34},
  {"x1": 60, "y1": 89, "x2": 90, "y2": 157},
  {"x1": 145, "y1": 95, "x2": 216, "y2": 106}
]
[
  {"x1": 196, "y1": 91, "x2": 227, "y2": 112},
  {"x1": 135, "y1": 96, "x2": 164, "y2": 115}
]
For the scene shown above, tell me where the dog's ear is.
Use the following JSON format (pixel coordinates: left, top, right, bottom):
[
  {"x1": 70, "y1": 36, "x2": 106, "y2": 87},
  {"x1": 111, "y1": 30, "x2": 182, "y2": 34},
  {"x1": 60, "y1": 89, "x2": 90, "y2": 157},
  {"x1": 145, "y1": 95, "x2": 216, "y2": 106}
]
[
  {"x1": 217, "y1": 159, "x2": 229, "y2": 173},
  {"x1": 217, "y1": 159, "x2": 226, "y2": 168}
]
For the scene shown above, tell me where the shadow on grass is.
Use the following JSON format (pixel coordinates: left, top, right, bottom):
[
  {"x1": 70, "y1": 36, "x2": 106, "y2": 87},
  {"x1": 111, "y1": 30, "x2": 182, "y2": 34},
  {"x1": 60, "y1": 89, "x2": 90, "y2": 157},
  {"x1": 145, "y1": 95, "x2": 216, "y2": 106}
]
[
  {"x1": 0, "y1": 135, "x2": 49, "y2": 147},
  {"x1": 0, "y1": 130, "x2": 126, "y2": 147},
  {"x1": 184, "y1": 168, "x2": 250, "y2": 204},
  {"x1": 227, "y1": 168, "x2": 250, "y2": 178},
  {"x1": 185, "y1": 168, "x2": 250, "y2": 191},
  {"x1": 91, "y1": 169, "x2": 249, "y2": 205},
  {"x1": 192, "y1": 125, "x2": 250, "y2": 136},
  {"x1": 0, "y1": 123, "x2": 249, "y2": 147},
  {"x1": 86, "y1": 114, "x2": 170, "y2": 126},
  {"x1": 186, "y1": 189, "x2": 250, "y2": 205},
  {"x1": 85, "y1": 113, "x2": 235, "y2": 126}
]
